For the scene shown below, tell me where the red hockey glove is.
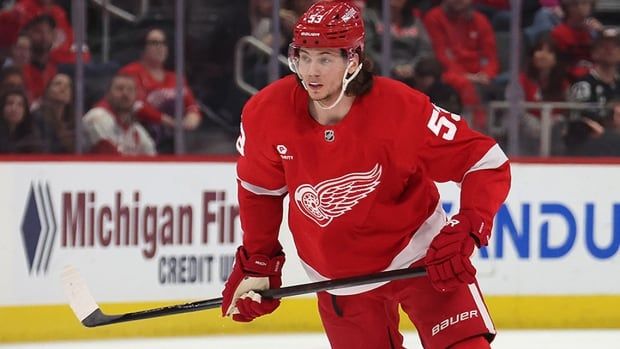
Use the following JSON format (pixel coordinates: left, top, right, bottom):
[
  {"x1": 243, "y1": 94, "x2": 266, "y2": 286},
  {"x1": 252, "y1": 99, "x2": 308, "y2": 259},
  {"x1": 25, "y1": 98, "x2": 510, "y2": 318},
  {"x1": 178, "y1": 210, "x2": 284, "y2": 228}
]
[
  {"x1": 221, "y1": 246, "x2": 285, "y2": 322},
  {"x1": 425, "y1": 213, "x2": 487, "y2": 292}
]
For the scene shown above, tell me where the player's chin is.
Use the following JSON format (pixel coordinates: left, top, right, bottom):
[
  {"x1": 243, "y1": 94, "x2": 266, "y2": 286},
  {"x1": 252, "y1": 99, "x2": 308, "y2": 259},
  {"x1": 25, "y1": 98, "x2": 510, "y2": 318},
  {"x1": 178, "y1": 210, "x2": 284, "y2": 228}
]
[{"x1": 308, "y1": 92, "x2": 327, "y2": 101}]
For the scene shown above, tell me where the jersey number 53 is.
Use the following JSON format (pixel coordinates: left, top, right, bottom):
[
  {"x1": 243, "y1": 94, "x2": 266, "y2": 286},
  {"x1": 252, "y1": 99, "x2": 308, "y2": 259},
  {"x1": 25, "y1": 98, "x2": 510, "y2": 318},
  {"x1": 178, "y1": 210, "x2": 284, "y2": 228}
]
[{"x1": 426, "y1": 104, "x2": 461, "y2": 141}]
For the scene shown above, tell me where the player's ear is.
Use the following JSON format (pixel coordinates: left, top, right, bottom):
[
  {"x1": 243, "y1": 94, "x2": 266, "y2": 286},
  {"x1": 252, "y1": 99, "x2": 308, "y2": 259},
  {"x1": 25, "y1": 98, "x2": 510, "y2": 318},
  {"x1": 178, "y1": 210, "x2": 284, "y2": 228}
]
[{"x1": 347, "y1": 53, "x2": 360, "y2": 75}]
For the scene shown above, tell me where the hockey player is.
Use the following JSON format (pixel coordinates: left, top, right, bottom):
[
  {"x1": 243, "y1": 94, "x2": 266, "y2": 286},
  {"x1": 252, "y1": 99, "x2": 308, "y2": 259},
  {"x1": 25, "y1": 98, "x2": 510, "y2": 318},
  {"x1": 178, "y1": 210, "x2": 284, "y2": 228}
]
[{"x1": 221, "y1": 1, "x2": 511, "y2": 348}]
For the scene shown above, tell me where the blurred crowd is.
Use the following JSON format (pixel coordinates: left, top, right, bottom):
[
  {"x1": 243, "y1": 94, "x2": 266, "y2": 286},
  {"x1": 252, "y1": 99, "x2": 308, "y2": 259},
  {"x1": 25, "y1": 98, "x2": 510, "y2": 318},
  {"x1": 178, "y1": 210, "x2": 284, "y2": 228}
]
[{"x1": 0, "y1": 0, "x2": 618, "y2": 156}]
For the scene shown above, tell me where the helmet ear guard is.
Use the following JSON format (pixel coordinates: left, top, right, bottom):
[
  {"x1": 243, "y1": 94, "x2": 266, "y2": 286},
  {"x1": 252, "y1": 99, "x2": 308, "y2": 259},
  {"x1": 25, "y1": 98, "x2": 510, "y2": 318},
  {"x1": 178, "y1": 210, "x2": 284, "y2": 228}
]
[{"x1": 287, "y1": 44, "x2": 300, "y2": 74}]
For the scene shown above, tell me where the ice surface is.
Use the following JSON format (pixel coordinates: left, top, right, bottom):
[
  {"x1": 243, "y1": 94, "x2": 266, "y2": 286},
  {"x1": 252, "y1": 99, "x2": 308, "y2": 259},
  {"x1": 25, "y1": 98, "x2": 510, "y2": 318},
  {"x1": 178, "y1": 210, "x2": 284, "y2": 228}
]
[{"x1": 1, "y1": 330, "x2": 619, "y2": 349}]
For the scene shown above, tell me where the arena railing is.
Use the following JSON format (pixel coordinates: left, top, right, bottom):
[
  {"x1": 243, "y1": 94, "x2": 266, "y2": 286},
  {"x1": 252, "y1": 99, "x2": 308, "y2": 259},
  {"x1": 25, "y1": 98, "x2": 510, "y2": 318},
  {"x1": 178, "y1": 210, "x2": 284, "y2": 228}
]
[
  {"x1": 487, "y1": 101, "x2": 608, "y2": 157},
  {"x1": 234, "y1": 36, "x2": 289, "y2": 96}
]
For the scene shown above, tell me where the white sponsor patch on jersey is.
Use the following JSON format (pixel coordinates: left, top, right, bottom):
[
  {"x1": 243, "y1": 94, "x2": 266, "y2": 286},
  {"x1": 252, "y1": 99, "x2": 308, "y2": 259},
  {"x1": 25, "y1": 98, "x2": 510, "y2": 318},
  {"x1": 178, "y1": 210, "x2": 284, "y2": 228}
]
[
  {"x1": 294, "y1": 164, "x2": 382, "y2": 227},
  {"x1": 276, "y1": 144, "x2": 293, "y2": 160}
]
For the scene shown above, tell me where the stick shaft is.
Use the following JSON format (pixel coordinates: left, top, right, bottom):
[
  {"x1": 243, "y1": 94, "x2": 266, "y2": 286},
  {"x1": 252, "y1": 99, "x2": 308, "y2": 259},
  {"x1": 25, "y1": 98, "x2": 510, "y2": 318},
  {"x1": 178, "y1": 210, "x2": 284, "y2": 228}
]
[{"x1": 82, "y1": 267, "x2": 426, "y2": 327}]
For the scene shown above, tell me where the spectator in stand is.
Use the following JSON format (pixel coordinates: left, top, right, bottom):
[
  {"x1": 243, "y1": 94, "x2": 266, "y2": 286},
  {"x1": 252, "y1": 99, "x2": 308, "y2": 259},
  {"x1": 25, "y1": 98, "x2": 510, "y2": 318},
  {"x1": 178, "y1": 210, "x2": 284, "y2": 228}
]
[
  {"x1": 0, "y1": 66, "x2": 26, "y2": 94},
  {"x1": 0, "y1": 1, "x2": 41, "y2": 54},
  {"x1": 119, "y1": 28, "x2": 201, "y2": 153},
  {"x1": 565, "y1": 30, "x2": 620, "y2": 155},
  {"x1": 31, "y1": 73, "x2": 74, "y2": 153},
  {"x1": 423, "y1": 0, "x2": 499, "y2": 129},
  {"x1": 1, "y1": 36, "x2": 31, "y2": 98},
  {"x1": 519, "y1": 35, "x2": 569, "y2": 154},
  {"x1": 28, "y1": 0, "x2": 90, "y2": 64},
  {"x1": 22, "y1": 14, "x2": 58, "y2": 103},
  {"x1": 83, "y1": 74, "x2": 156, "y2": 156},
  {"x1": 364, "y1": 0, "x2": 434, "y2": 86},
  {"x1": 520, "y1": 35, "x2": 569, "y2": 105},
  {"x1": 474, "y1": 0, "x2": 542, "y2": 31},
  {"x1": 246, "y1": 0, "x2": 273, "y2": 90},
  {"x1": 569, "y1": 99, "x2": 620, "y2": 156},
  {"x1": 524, "y1": 0, "x2": 564, "y2": 46},
  {"x1": 570, "y1": 30, "x2": 620, "y2": 122},
  {"x1": 414, "y1": 0, "x2": 443, "y2": 14},
  {"x1": 2, "y1": 35, "x2": 31, "y2": 69},
  {"x1": 602, "y1": 99, "x2": 620, "y2": 153},
  {"x1": 249, "y1": 0, "x2": 306, "y2": 53},
  {"x1": 612, "y1": 100, "x2": 620, "y2": 133},
  {"x1": 248, "y1": 0, "x2": 315, "y2": 54},
  {"x1": 0, "y1": 88, "x2": 41, "y2": 153},
  {"x1": 413, "y1": 57, "x2": 462, "y2": 114},
  {"x1": 281, "y1": 0, "x2": 317, "y2": 37},
  {"x1": 246, "y1": 0, "x2": 298, "y2": 89},
  {"x1": 0, "y1": 0, "x2": 89, "y2": 65},
  {"x1": 551, "y1": 0, "x2": 603, "y2": 80},
  {"x1": 249, "y1": 0, "x2": 279, "y2": 46},
  {"x1": 473, "y1": 0, "x2": 510, "y2": 30}
]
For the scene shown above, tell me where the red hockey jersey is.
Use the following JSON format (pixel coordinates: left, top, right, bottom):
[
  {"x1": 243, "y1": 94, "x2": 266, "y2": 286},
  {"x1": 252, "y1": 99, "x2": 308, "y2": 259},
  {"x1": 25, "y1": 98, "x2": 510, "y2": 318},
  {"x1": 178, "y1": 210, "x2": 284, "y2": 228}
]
[
  {"x1": 551, "y1": 23, "x2": 594, "y2": 79},
  {"x1": 119, "y1": 62, "x2": 200, "y2": 124},
  {"x1": 423, "y1": 7, "x2": 499, "y2": 78},
  {"x1": 236, "y1": 75, "x2": 510, "y2": 294}
]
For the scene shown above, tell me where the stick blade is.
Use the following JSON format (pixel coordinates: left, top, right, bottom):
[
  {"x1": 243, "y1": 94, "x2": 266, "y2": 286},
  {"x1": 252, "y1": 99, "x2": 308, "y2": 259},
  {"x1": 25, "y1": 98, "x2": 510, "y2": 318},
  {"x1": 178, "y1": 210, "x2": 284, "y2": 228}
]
[{"x1": 61, "y1": 265, "x2": 100, "y2": 324}]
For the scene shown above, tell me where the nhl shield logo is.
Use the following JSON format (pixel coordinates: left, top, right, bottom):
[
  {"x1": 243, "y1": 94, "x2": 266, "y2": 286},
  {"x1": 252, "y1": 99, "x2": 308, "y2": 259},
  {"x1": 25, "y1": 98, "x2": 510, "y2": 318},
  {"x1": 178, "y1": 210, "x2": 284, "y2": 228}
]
[{"x1": 324, "y1": 130, "x2": 335, "y2": 142}]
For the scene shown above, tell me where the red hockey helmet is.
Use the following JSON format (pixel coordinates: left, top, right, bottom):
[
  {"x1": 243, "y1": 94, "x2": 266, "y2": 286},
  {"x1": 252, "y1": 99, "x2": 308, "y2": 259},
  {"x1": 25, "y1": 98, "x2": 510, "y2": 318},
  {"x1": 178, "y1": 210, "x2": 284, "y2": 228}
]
[{"x1": 291, "y1": 0, "x2": 365, "y2": 53}]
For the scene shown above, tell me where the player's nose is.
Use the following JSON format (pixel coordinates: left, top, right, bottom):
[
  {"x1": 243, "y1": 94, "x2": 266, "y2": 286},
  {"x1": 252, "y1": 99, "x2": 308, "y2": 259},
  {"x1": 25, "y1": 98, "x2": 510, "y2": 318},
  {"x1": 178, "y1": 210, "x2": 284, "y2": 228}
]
[{"x1": 306, "y1": 61, "x2": 321, "y2": 76}]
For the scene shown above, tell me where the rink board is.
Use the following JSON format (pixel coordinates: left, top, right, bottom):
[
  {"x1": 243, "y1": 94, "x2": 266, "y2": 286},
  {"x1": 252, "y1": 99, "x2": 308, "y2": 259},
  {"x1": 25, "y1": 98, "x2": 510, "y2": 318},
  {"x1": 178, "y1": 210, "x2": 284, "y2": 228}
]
[
  {"x1": 1, "y1": 158, "x2": 619, "y2": 342},
  {"x1": 1, "y1": 295, "x2": 620, "y2": 342}
]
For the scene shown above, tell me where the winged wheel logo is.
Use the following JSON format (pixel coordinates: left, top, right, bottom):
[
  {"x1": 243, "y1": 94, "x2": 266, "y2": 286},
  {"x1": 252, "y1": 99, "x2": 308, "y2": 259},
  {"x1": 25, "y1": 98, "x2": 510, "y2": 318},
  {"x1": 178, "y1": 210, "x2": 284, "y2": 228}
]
[{"x1": 294, "y1": 164, "x2": 382, "y2": 227}]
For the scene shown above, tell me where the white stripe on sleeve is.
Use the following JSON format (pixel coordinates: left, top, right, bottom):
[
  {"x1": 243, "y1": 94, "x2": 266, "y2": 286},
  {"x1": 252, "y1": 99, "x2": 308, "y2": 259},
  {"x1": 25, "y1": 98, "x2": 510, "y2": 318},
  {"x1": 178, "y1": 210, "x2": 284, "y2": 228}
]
[
  {"x1": 238, "y1": 178, "x2": 288, "y2": 196},
  {"x1": 463, "y1": 144, "x2": 508, "y2": 178}
]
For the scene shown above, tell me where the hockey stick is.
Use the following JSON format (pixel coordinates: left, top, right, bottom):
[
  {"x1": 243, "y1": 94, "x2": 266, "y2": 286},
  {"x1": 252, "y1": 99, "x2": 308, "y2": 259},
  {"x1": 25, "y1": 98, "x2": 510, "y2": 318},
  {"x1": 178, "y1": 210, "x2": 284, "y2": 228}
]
[{"x1": 62, "y1": 265, "x2": 426, "y2": 328}]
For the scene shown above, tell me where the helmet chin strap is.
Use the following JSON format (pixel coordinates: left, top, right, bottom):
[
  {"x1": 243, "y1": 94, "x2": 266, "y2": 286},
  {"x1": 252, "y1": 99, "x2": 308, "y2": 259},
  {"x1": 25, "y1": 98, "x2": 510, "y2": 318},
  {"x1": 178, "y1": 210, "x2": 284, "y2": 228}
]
[
  {"x1": 293, "y1": 60, "x2": 363, "y2": 110},
  {"x1": 316, "y1": 61, "x2": 363, "y2": 110}
]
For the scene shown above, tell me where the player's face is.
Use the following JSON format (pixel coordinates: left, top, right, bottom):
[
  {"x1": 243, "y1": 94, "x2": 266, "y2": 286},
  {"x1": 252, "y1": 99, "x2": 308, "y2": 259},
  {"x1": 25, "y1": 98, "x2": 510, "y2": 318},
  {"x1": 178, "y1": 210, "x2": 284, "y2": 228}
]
[{"x1": 297, "y1": 48, "x2": 354, "y2": 105}]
